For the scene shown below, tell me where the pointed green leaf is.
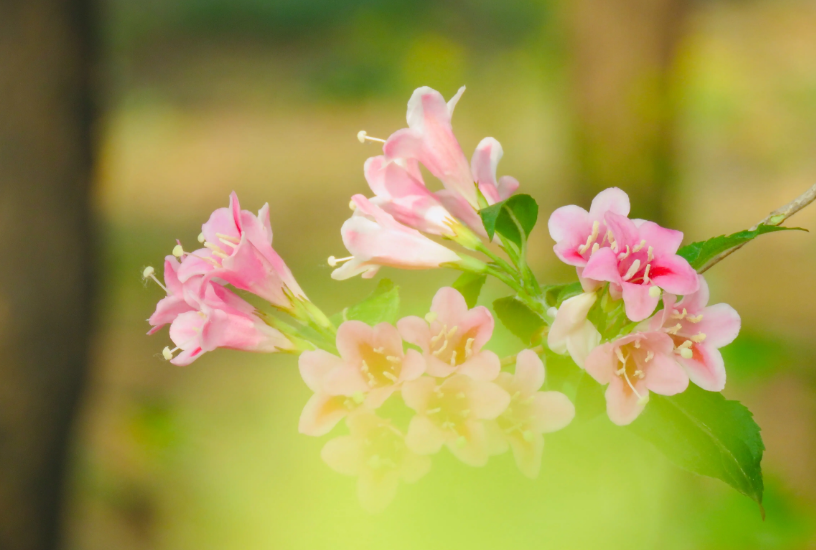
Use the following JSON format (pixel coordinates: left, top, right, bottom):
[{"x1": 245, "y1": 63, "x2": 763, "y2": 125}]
[
  {"x1": 493, "y1": 296, "x2": 547, "y2": 344},
  {"x1": 332, "y1": 279, "x2": 400, "y2": 326},
  {"x1": 678, "y1": 223, "x2": 805, "y2": 271},
  {"x1": 479, "y1": 194, "x2": 539, "y2": 246},
  {"x1": 452, "y1": 272, "x2": 487, "y2": 309},
  {"x1": 628, "y1": 385, "x2": 764, "y2": 508},
  {"x1": 543, "y1": 281, "x2": 584, "y2": 308}
]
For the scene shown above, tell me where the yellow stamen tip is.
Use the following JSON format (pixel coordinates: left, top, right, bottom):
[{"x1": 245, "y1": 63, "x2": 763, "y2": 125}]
[
  {"x1": 357, "y1": 130, "x2": 368, "y2": 143},
  {"x1": 142, "y1": 266, "x2": 155, "y2": 279},
  {"x1": 649, "y1": 286, "x2": 662, "y2": 298},
  {"x1": 172, "y1": 244, "x2": 184, "y2": 258},
  {"x1": 197, "y1": 232, "x2": 205, "y2": 243},
  {"x1": 680, "y1": 348, "x2": 693, "y2": 359},
  {"x1": 162, "y1": 347, "x2": 173, "y2": 361}
]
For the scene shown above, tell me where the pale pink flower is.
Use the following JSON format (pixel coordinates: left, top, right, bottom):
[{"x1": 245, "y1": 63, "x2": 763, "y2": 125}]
[
  {"x1": 177, "y1": 192, "x2": 305, "y2": 310},
  {"x1": 642, "y1": 274, "x2": 740, "y2": 392},
  {"x1": 402, "y1": 374, "x2": 510, "y2": 467},
  {"x1": 321, "y1": 412, "x2": 431, "y2": 513},
  {"x1": 148, "y1": 257, "x2": 294, "y2": 366},
  {"x1": 470, "y1": 137, "x2": 520, "y2": 205},
  {"x1": 581, "y1": 212, "x2": 699, "y2": 322},
  {"x1": 489, "y1": 350, "x2": 575, "y2": 478},
  {"x1": 585, "y1": 331, "x2": 689, "y2": 425},
  {"x1": 331, "y1": 195, "x2": 461, "y2": 280},
  {"x1": 298, "y1": 349, "x2": 365, "y2": 437},
  {"x1": 548, "y1": 187, "x2": 631, "y2": 271},
  {"x1": 311, "y1": 320, "x2": 425, "y2": 409},
  {"x1": 398, "y1": 287, "x2": 501, "y2": 381},
  {"x1": 547, "y1": 292, "x2": 601, "y2": 368}
]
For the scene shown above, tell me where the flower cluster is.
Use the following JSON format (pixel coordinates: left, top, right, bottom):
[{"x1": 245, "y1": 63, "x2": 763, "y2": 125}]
[
  {"x1": 142, "y1": 85, "x2": 754, "y2": 513},
  {"x1": 301, "y1": 287, "x2": 574, "y2": 512}
]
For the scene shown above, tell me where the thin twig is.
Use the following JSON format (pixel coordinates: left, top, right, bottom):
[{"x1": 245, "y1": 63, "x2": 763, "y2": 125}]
[{"x1": 699, "y1": 183, "x2": 816, "y2": 273}]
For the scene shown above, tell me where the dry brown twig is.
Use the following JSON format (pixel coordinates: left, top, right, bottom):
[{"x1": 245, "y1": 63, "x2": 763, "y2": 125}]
[{"x1": 698, "y1": 182, "x2": 816, "y2": 273}]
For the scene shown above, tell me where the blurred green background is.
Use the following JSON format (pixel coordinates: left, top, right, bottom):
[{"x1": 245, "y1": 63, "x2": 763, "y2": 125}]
[{"x1": 66, "y1": 0, "x2": 816, "y2": 548}]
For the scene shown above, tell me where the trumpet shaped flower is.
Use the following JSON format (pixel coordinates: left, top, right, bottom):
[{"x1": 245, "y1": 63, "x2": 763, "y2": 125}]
[
  {"x1": 331, "y1": 195, "x2": 461, "y2": 280},
  {"x1": 581, "y1": 212, "x2": 698, "y2": 321},
  {"x1": 148, "y1": 257, "x2": 293, "y2": 366},
  {"x1": 177, "y1": 192, "x2": 305, "y2": 310},
  {"x1": 298, "y1": 349, "x2": 366, "y2": 437},
  {"x1": 490, "y1": 350, "x2": 575, "y2": 478},
  {"x1": 321, "y1": 412, "x2": 431, "y2": 513},
  {"x1": 547, "y1": 292, "x2": 602, "y2": 368},
  {"x1": 398, "y1": 287, "x2": 501, "y2": 381},
  {"x1": 643, "y1": 275, "x2": 740, "y2": 392},
  {"x1": 584, "y1": 331, "x2": 689, "y2": 425},
  {"x1": 402, "y1": 374, "x2": 510, "y2": 467},
  {"x1": 308, "y1": 320, "x2": 425, "y2": 409}
]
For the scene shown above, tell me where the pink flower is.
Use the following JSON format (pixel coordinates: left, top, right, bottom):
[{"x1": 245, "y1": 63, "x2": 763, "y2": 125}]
[
  {"x1": 548, "y1": 187, "x2": 631, "y2": 270},
  {"x1": 546, "y1": 292, "x2": 601, "y2": 368},
  {"x1": 643, "y1": 275, "x2": 740, "y2": 392},
  {"x1": 148, "y1": 257, "x2": 294, "y2": 366},
  {"x1": 470, "y1": 137, "x2": 520, "y2": 205},
  {"x1": 309, "y1": 320, "x2": 425, "y2": 409},
  {"x1": 298, "y1": 349, "x2": 366, "y2": 437},
  {"x1": 585, "y1": 331, "x2": 689, "y2": 425},
  {"x1": 398, "y1": 287, "x2": 501, "y2": 381},
  {"x1": 403, "y1": 374, "x2": 511, "y2": 467},
  {"x1": 177, "y1": 192, "x2": 305, "y2": 310},
  {"x1": 331, "y1": 195, "x2": 461, "y2": 280},
  {"x1": 489, "y1": 350, "x2": 575, "y2": 478},
  {"x1": 581, "y1": 212, "x2": 699, "y2": 321},
  {"x1": 321, "y1": 412, "x2": 431, "y2": 513}
]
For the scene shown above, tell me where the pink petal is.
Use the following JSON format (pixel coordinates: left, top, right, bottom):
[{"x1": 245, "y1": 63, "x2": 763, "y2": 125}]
[
  {"x1": 298, "y1": 393, "x2": 348, "y2": 436},
  {"x1": 446, "y1": 421, "x2": 489, "y2": 467},
  {"x1": 430, "y1": 286, "x2": 470, "y2": 326},
  {"x1": 644, "y1": 353, "x2": 689, "y2": 396},
  {"x1": 604, "y1": 212, "x2": 640, "y2": 249},
  {"x1": 400, "y1": 349, "x2": 426, "y2": 382},
  {"x1": 680, "y1": 345, "x2": 726, "y2": 392},
  {"x1": 148, "y1": 295, "x2": 194, "y2": 330},
  {"x1": 497, "y1": 176, "x2": 519, "y2": 200},
  {"x1": 457, "y1": 350, "x2": 501, "y2": 381},
  {"x1": 405, "y1": 414, "x2": 446, "y2": 455},
  {"x1": 695, "y1": 303, "x2": 741, "y2": 348},
  {"x1": 170, "y1": 347, "x2": 204, "y2": 366},
  {"x1": 565, "y1": 321, "x2": 602, "y2": 368},
  {"x1": 649, "y1": 255, "x2": 699, "y2": 296},
  {"x1": 605, "y1": 376, "x2": 647, "y2": 426},
  {"x1": 582, "y1": 247, "x2": 622, "y2": 285},
  {"x1": 471, "y1": 137, "x2": 503, "y2": 203},
  {"x1": 397, "y1": 316, "x2": 431, "y2": 351},
  {"x1": 335, "y1": 320, "x2": 371, "y2": 364},
  {"x1": 513, "y1": 350, "x2": 546, "y2": 392},
  {"x1": 637, "y1": 220, "x2": 684, "y2": 255},
  {"x1": 509, "y1": 433, "x2": 544, "y2": 479},
  {"x1": 588, "y1": 187, "x2": 630, "y2": 217},
  {"x1": 468, "y1": 380, "x2": 511, "y2": 420},
  {"x1": 548, "y1": 204, "x2": 590, "y2": 245},
  {"x1": 584, "y1": 343, "x2": 615, "y2": 384},
  {"x1": 401, "y1": 377, "x2": 436, "y2": 412},
  {"x1": 424, "y1": 355, "x2": 457, "y2": 378},
  {"x1": 621, "y1": 282, "x2": 660, "y2": 322},
  {"x1": 529, "y1": 391, "x2": 576, "y2": 433},
  {"x1": 162, "y1": 256, "x2": 184, "y2": 295},
  {"x1": 321, "y1": 436, "x2": 363, "y2": 476},
  {"x1": 364, "y1": 386, "x2": 396, "y2": 409},
  {"x1": 322, "y1": 365, "x2": 370, "y2": 396},
  {"x1": 357, "y1": 470, "x2": 400, "y2": 514},
  {"x1": 298, "y1": 350, "x2": 344, "y2": 392},
  {"x1": 677, "y1": 274, "x2": 710, "y2": 313}
]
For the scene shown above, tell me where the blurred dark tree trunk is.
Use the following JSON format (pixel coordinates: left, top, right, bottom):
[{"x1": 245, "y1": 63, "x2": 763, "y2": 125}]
[
  {"x1": 563, "y1": 0, "x2": 692, "y2": 223},
  {"x1": 0, "y1": 1, "x2": 96, "y2": 549}
]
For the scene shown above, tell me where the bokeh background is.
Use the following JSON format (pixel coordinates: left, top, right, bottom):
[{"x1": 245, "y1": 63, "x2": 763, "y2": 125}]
[{"x1": 3, "y1": 0, "x2": 816, "y2": 549}]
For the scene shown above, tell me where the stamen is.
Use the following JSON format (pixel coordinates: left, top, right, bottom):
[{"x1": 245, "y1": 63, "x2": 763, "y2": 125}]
[
  {"x1": 360, "y1": 360, "x2": 369, "y2": 372},
  {"x1": 328, "y1": 255, "x2": 353, "y2": 267},
  {"x1": 197, "y1": 232, "x2": 205, "y2": 243},
  {"x1": 357, "y1": 130, "x2": 386, "y2": 144},
  {"x1": 686, "y1": 314, "x2": 704, "y2": 323},
  {"x1": 382, "y1": 371, "x2": 398, "y2": 382},
  {"x1": 634, "y1": 369, "x2": 645, "y2": 379},
  {"x1": 203, "y1": 242, "x2": 225, "y2": 254},
  {"x1": 386, "y1": 356, "x2": 401, "y2": 363},
  {"x1": 142, "y1": 266, "x2": 168, "y2": 292},
  {"x1": 591, "y1": 242, "x2": 600, "y2": 254},
  {"x1": 577, "y1": 221, "x2": 599, "y2": 254},
  {"x1": 666, "y1": 323, "x2": 683, "y2": 334},
  {"x1": 430, "y1": 326, "x2": 447, "y2": 347},
  {"x1": 644, "y1": 351, "x2": 654, "y2": 363},
  {"x1": 649, "y1": 285, "x2": 661, "y2": 298},
  {"x1": 372, "y1": 347, "x2": 385, "y2": 354},
  {"x1": 642, "y1": 264, "x2": 651, "y2": 284},
  {"x1": 464, "y1": 338, "x2": 475, "y2": 359},
  {"x1": 671, "y1": 308, "x2": 688, "y2": 320},
  {"x1": 615, "y1": 347, "x2": 626, "y2": 364},
  {"x1": 446, "y1": 326, "x2": 458, "y2": 339},
  {"x1": 162, "y1": 346, "x2": 174, "y2": 360},
  {"x1": 679, "y1": 348, "x2": 693, "y2": 359},
  {"x1": 623, "y1": 259, "x2": 641, "y2": 281},
  {"x1": 647, "y1": 246, "x2": 654, "y2": 262},
  {"x1": 618, "y1": 245, "x2": 631, "y2": 260},
  {"x1": 348, "y1": 200, "x2": 356, "y2": 211},
  {"x1": 212, "y1": 251, "x2": 230, "y2": 260},
  {"x1": 632, "y1": 239, "x2": 647, "y2": 253},
  {"x1": 691, "y1": 333, "x2": 707, "y2": 343},
  {"x1": 216, "y1": 233, "x2": 240, "y2": 244},
  {"x1": 432, "y1": 339, "x2": 448, "y2": 356},
  {"x1": 172, "y1": 244, "x2": 185, "y2": 258},
  {"x1": 449, "y1": 350, "x2": 457, "y2": 366}
]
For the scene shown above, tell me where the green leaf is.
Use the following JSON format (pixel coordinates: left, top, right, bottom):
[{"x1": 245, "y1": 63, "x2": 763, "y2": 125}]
[
  {"x1": 479, "y1": 194, "x2": 539, "y2": 246},
  {"x1": 493, "y1": 296, "x2": 547, "y2": 344},
  {"x1": 628, "y1": 385, "x2": 765, "y2": 508},
  {"x1": 543, "y1": 281, "x2": 584, "y2": 308},
  {"x1": 333, "y1": 279, "x2": 400, "y2": 326},
  {"x1": 452, "y1": 272, "x2": 487, "y2": 309},
  {"x1": 678, "y1": 223, "x2": 805, "y2": 271}
]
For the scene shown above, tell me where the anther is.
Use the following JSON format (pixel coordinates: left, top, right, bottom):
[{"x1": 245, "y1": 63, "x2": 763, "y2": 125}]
[
  {"x1": 197, "y1": 232, "x2": 205, "y2": 243},
  {"x1": 666, "y1": 323, "x2": 682, "y2": 334},
  {"x1": 432, "y1": 340, "x2": 448, "y2": 357},
  {"x1": 383, "y1": 371, "x2": 398, "y2": 382},
  {"x1": 623, "y1": 259, "x2": 641, "y2": 281},
  {"x1": 679, "y1": 348, "x2": 693, "y2": 359},
  {"x1": 591, "y1": 242, "x2": 600, "y2": 254},
  {"x1": 671, "y1": 308, "x2": 688, "y2": 320},
  {"x1": 642, "y1": 264, "x2": 651, "y2": 284},
  {"x1": 386, "y1": 356, "x2": 401, "y2": 363},
  {"x1": 644, "y1": 351, "x2": 654, "y2": 363},
  {"x1": 632, "y1": 239, "x2": 647, "y2": 253},
  {"x1": 142, "y1": 266, "x2": 168, "y2": 292},
  {"x1": 634, "y1": 370, "x2": 645, "y2": 379},
  {"x1": 361, "y1": 360, "x2": 369, "y2": 372},
  {"x1": 649, "y1": 286, "x2": 661, "y2": 298},
  {"x1": 172, "y1": 244, "x2": 184, "y2": 258},
  {"x1": 691, "y1": 333, "x2": 706, "y2": 343},
  {"x1": 449, "y1": 350, "x2": 458, "y2": 366},
  {"x1": 464, "y1": 338, "x2": 474, "y2": 359},
  {"x1": 430, "y1": 326, "x2": 447, "y2": 347},
  {"x1": 686, "y1": 314, "x2": 703, "y2": 323},
  {"x1": 618, "y1": 245, "x2": 631, "y2": 260},
  {"x1": 647, "y1": 246, "x2": 654, "y2": 262},
  {"x1": 162, "y1": 346, "x2": 174, "y2": 360},
  {"x1": 357, "y1": 130, "x2": 386, "y2": 144}
]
